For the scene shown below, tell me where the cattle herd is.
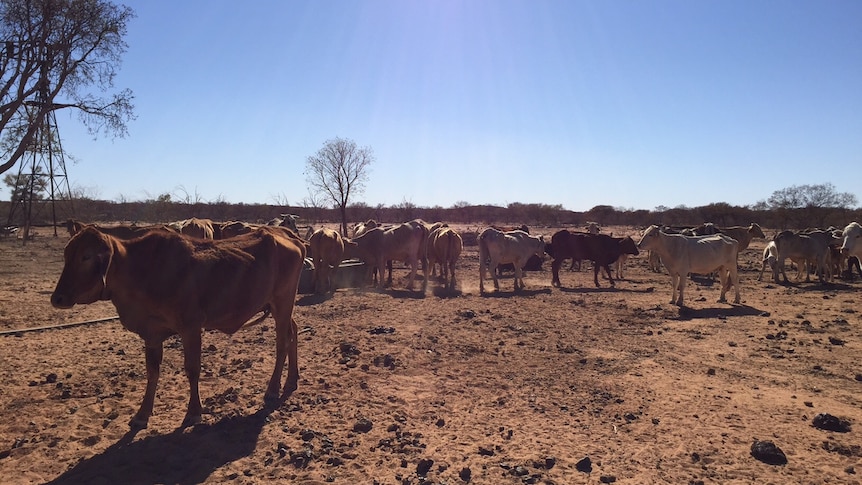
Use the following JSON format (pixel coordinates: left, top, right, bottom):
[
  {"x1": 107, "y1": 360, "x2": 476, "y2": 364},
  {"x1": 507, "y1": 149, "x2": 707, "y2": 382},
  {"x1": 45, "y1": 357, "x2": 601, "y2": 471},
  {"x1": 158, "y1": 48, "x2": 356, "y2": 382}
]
[{"x1": 50, "y1": 217, "x2": 862, "y2": 428}]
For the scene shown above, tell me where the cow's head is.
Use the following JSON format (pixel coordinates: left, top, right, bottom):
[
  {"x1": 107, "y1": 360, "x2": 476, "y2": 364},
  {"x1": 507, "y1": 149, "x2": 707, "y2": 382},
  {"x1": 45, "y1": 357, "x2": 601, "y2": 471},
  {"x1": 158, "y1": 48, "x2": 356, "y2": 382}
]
[
  {"x1": 51, "y1": 227, "x2": 113, "y2": 308},
  {"x1": 621, "y1": 236, "x2": 640, "y2": 256},
  {"x1": 749, "y1": 223, "x2": 766, "y2": 239},
  {"x1": 841, "y1": 222, "x2": 862, "y2": 256},
  {"x1": 637, "y1": 225, "x2": 661, "y2": 251}
]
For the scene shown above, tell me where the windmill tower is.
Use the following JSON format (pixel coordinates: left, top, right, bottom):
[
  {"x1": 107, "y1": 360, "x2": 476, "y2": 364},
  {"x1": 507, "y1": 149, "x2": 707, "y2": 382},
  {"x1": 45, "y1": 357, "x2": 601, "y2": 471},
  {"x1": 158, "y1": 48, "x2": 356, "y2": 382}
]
[{"x1": 5, "y1": 43, "x2": 74, "y2": 241}]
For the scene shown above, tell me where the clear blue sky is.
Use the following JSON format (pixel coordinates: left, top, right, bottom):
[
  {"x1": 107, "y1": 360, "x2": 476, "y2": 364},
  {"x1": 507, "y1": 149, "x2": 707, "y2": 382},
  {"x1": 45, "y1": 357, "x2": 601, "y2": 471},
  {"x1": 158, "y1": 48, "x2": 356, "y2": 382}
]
[{"x1": 17, "y1": 0, "x2": 862, "y2": 212}]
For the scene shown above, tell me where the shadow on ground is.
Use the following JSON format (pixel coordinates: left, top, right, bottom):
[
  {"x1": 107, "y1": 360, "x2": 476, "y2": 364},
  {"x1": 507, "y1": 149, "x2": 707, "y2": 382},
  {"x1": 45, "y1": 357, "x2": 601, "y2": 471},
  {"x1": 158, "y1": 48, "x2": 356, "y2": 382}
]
[{"x1": 45, "y1": 409, "x2": 272, "y2": 485}]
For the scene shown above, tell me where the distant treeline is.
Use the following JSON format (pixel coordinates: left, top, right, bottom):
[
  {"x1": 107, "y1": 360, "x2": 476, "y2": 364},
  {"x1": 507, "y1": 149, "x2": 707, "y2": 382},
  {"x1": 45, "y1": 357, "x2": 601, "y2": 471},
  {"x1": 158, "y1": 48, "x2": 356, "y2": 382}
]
[{"x1": 3, "y1": 199, "x2": 861, "y2": 233}]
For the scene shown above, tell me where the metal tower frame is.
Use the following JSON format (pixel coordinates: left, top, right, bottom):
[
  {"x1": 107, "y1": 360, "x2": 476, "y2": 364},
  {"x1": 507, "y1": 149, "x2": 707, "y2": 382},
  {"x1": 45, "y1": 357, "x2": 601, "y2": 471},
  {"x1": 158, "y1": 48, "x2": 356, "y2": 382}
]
[{"x1": 4, "y1": 41, "x2": 74, "y2": 241}]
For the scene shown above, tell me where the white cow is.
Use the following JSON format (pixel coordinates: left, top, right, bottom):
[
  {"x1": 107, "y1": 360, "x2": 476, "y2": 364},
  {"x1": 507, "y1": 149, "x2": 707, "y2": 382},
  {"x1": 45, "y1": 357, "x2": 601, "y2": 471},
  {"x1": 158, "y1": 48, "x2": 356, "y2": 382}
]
[
  {"x1": 758, "y1": 240, "x2": 778, "y2": 281},
  {"x1": 841, "y1": 222, "x2": 862, "y2": 260},
  {"x1": 637, "y1": 225, "x2": 740, "y2": 306},
  {"x1": 478, "y1": 228, "x2": 545, "y2": 293},
  {"x1": 773, "y1": 230, "x2": 829, "y2": 284}
]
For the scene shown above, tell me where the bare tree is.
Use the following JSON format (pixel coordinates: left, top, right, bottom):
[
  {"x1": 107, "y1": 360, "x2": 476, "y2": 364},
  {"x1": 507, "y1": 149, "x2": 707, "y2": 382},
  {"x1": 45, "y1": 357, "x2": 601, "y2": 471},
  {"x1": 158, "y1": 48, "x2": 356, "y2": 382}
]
[
  {"x1": 304, "y1": 137, "x2": 373, "y2": 235},
  {"x1": 0, "y1": 0, "x2": 136, "y2": 176}
]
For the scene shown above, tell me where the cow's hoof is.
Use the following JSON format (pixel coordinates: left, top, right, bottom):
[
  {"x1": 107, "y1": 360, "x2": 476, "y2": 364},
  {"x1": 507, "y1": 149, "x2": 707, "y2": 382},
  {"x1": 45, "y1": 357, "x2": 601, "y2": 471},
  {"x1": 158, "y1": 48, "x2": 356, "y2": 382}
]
[
  {"x1": 264, "y1": 391, "x2": 280, "y2": 406},
  {"x1": 129, "y1": 415, "x2": 149, "y2": 430},
  {"x1": 282, "y1": 380, "x2": 298, "y2": 398},
  {"x1": 181, "y1": 414, "x2": 202, "y2": 428}
]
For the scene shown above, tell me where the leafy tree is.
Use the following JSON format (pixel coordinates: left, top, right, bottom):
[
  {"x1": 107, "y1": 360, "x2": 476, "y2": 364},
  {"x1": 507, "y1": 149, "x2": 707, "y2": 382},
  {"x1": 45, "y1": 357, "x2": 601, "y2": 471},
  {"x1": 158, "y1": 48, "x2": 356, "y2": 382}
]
[
  {"x1": 305, "y1": 137, "x2": 373, "y2": 235},
  {"x1": 0, "y1": 0, "x2": 136, "y2": 176},
  {"x1": 4, "y1": 169, "x2": 46, "y2": 203}
]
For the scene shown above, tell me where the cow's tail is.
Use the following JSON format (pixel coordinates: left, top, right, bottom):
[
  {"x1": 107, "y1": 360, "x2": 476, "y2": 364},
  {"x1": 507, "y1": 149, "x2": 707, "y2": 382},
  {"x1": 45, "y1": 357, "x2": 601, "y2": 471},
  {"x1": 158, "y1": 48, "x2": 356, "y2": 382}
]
[
  {"x1": 242, "y1": 305, "x2": 271, "y2": 329},
  {"x1": 418, "y1": 224, "x2": 430, "y2": 274}
]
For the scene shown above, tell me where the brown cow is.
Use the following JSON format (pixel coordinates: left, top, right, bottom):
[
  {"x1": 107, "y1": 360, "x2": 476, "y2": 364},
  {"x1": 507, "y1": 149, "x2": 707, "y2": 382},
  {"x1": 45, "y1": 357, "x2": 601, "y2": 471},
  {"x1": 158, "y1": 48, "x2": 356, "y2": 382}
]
[
  {"x1": 50, "y1": 226, "x2": 306, "y2": 429},
  {"x1": 427, "y1": 226, "x2": 463, "y2": 291},
  {"x1": 309, "y1": 228, "x2": 345, "y2": 294}
]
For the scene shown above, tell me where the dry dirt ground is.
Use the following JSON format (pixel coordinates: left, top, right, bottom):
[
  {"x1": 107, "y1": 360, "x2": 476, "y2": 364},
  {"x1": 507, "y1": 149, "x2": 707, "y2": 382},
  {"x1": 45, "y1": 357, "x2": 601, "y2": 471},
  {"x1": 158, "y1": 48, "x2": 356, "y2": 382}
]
[{"x1": 2, "y1": 225, "x2": 862, "y2": 485}]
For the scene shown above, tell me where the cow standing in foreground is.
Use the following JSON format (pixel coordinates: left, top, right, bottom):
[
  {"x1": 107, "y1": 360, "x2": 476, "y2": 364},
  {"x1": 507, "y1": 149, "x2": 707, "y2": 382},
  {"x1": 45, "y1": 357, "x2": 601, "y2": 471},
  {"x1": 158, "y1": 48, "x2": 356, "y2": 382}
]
[
  {"x1": 50, "y1": 226, "x2": 306, "y2": 429},
  {"x1": 478, "y1": 228, "x2": 545, "y2": 293},
  {"x1": 637, "y1": 225, "x2": 740, "y2": 306}
]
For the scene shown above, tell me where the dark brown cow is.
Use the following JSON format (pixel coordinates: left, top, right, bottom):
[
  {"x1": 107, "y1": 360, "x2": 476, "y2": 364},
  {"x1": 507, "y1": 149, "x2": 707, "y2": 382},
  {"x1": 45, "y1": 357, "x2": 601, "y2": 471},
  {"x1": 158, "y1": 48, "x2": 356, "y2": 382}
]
[
  {"x1": 548, "y1": 230, "x2": 639, "y2": 288},
  {"x1": 50, "y1": 226, "x2": 306, "y2": 429},
  {"x1": 309, "y1": 228, "x2": 345, "y2": 294}
]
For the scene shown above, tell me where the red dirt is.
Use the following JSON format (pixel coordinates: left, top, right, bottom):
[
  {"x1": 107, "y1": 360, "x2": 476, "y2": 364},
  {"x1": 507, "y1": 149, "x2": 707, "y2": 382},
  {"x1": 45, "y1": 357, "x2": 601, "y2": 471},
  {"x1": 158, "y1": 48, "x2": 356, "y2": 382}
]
[{"x1": 1, "y1": 225, "x2": 861, "y2": 484}]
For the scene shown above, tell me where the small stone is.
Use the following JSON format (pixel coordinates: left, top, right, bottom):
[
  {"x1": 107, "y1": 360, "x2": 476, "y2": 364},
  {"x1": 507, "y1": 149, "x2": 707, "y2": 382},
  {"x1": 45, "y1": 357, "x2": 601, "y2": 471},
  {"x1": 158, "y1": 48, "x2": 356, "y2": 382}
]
[
  {"x1": 352, "y1": 418, "x2": 373, "y2": 433},
  {"x1": 812, "y1": 413, "x2": 851, "y2": 433},
  {"x1": 750, "y1": 440, "x2": 787, "y2": 465},
  {"x1": 416, "y1": 458, "x2": 434, "y2": 476},
  {"x1": 576, "y1": 456, "x2": 592, "y2": 473}
]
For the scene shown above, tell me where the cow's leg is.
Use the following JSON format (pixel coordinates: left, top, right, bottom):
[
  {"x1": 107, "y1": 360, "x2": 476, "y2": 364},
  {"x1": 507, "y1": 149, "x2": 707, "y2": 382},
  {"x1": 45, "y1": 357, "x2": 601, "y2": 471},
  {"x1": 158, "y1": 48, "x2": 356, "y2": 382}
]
[
  {"x1": 266, "y1": 310, "x2": 299, "y2": 403},
  {"x1": 422, "y1": 253, "x2": 429, "y2": 291},
  {"x1": 313, "y1": 258, "x2": 323, "y2": 294},
  {"x1": 406, "y1": 258, "x2": 417, "y2": 291},
  {"x1": 448, "y1": 260, "x2": 456, "y2": 290},
  {"x1": 514, "y1": 263, "x2": 525, "y2": 291},
  {"x1": 729, "y1": 266, "x2": 741, "y2": 303},
  {"x1": 131, "y1": 341, "x2": 164, "y2": 429},
  {"x1": 774, "y1": 258, "x2": 784, "y2": 283},
  {"x1": 592, "y1": 264, "x2": 601, "y2": 287},
  {"x1": 668, "y1": 272, "x2": 679, "y2": 305},
  {"x1": 377, "y1": 261, "x2": 388, "y2": 288},
  {"x1": 551, "y1": 258, "x2": 563, "y2": 287},
  {"x1": 668, "y1": 273, "x2": 677, "y2": 304},
  {"x1": 717, "y1": 266, "x2": 728, "y2": 302},
  {"x1": 676, "y1": 272, "x2": 688, "y2": 306},
  {"x1": 180, "y1": 330, "x2": 203, "y2": 427},
  {"x1": 491, "y1": 260, "x2": 501, "y2": 290},
  {"x1": 479, "y1": 257, "x2": 487, "y2": 293},
  {"x1": 604, "y1": 264, "x2": 615, "y2": 287}
]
